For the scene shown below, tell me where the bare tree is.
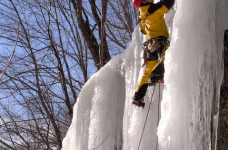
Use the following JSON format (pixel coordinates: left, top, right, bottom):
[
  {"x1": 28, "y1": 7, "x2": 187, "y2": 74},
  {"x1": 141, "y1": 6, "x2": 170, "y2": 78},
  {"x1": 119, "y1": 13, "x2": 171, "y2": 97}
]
[
  {"x1": 0, "y1": 0, "x2": 137, "y2": 149},
  {"x1": 70, "y1": 0, "x2": 110, "y2": 69},
  {"x1": 70, "y1": 0, "x2": 138, "y2": 69}
]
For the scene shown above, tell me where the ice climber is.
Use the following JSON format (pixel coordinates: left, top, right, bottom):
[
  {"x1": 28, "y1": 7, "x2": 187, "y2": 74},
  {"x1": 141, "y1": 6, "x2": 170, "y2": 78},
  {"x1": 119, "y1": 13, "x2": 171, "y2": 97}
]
[{"x1": 132, "y1": 0, "x2": 175, "y2": 108}]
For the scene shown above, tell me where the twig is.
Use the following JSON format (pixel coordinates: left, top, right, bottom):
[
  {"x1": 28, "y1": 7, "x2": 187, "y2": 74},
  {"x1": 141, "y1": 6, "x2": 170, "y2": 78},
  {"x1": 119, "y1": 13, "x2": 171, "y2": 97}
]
[{"x1": 0, "y1": 21, "x2": 20, "y2": 80}]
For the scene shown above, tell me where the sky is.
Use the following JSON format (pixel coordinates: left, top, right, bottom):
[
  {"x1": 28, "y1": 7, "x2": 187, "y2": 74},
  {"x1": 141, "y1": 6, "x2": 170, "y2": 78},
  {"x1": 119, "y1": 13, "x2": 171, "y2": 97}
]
[{"x1": 61, "y1": 0, "x2": 228, "y2": 150}]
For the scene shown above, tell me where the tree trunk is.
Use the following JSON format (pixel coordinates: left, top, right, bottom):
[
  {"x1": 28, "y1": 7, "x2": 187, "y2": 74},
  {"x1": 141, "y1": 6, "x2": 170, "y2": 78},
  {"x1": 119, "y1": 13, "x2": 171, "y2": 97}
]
[
  {"x1": 217, "y1": 29, "x2": 228, "y2": 150},
  {"x1": 71, "y1": 0, "x2": 111, "y2": 70}
]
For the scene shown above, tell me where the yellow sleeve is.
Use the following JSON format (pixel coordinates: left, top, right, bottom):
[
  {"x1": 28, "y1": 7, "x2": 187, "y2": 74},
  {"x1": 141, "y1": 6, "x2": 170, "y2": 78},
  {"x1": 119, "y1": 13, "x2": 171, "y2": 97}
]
[
  {"x1": 153, "y1": 5, "x2": 169, "y2": 17},
  {"x1": 139, "y1": 19, "x2": 146, "y2": 34}
]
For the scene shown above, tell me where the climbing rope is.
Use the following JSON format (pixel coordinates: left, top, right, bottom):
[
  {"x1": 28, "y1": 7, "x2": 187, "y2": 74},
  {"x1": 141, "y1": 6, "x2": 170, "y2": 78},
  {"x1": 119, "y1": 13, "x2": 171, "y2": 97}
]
[
  {"x1": 138, "y1": 84, "x2": 156, "y2": 150},
  {"x1": 156, "y1": 83, "x2": 161, "y2": 150},
  {"x1": 137, "y1": 83, "x2": 161, "y2": 150}
]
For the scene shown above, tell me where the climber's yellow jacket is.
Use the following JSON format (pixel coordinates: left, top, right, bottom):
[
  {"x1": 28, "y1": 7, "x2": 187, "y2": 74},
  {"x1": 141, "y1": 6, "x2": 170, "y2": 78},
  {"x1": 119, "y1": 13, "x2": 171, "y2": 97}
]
[{"x1": 139, "y1": 0, "x2": 174, "y2": 40}]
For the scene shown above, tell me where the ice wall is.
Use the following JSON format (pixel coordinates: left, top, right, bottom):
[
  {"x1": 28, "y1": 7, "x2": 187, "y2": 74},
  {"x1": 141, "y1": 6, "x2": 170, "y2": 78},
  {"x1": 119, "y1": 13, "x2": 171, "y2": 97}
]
[
  {"x1": 158, "y1": 0, "x2": 228, "y2": 150},
  {"x1": 62, "y1": 0, "x2": 228, "y2": 149}
]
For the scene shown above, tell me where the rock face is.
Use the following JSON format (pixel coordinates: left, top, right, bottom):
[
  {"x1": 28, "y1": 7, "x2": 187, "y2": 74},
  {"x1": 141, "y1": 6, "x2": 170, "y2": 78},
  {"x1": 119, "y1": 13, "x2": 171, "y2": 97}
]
[{"x1": 217, "y1": 29, "x2": 228, "y2": 150}]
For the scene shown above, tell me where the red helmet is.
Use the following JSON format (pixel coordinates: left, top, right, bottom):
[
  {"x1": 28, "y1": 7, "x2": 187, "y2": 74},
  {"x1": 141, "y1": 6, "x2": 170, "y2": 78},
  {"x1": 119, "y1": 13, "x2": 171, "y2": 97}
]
[{"x1": 132, "y1": 0, "x2": 142, "y2": 8}]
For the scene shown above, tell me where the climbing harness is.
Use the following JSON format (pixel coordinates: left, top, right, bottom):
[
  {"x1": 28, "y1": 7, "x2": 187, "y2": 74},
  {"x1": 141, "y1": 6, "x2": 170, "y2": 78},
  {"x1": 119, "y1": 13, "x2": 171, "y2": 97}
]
[{"x1": 141, "y1": 37, "x2": 170, "y2": 67}]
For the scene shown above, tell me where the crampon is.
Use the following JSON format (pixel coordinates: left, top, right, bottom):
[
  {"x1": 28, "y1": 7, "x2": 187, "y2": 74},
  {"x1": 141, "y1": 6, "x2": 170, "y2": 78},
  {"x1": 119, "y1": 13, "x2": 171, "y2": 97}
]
[{"x1": 132, "y1": 99, "x2": 145, "y2": 108}]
